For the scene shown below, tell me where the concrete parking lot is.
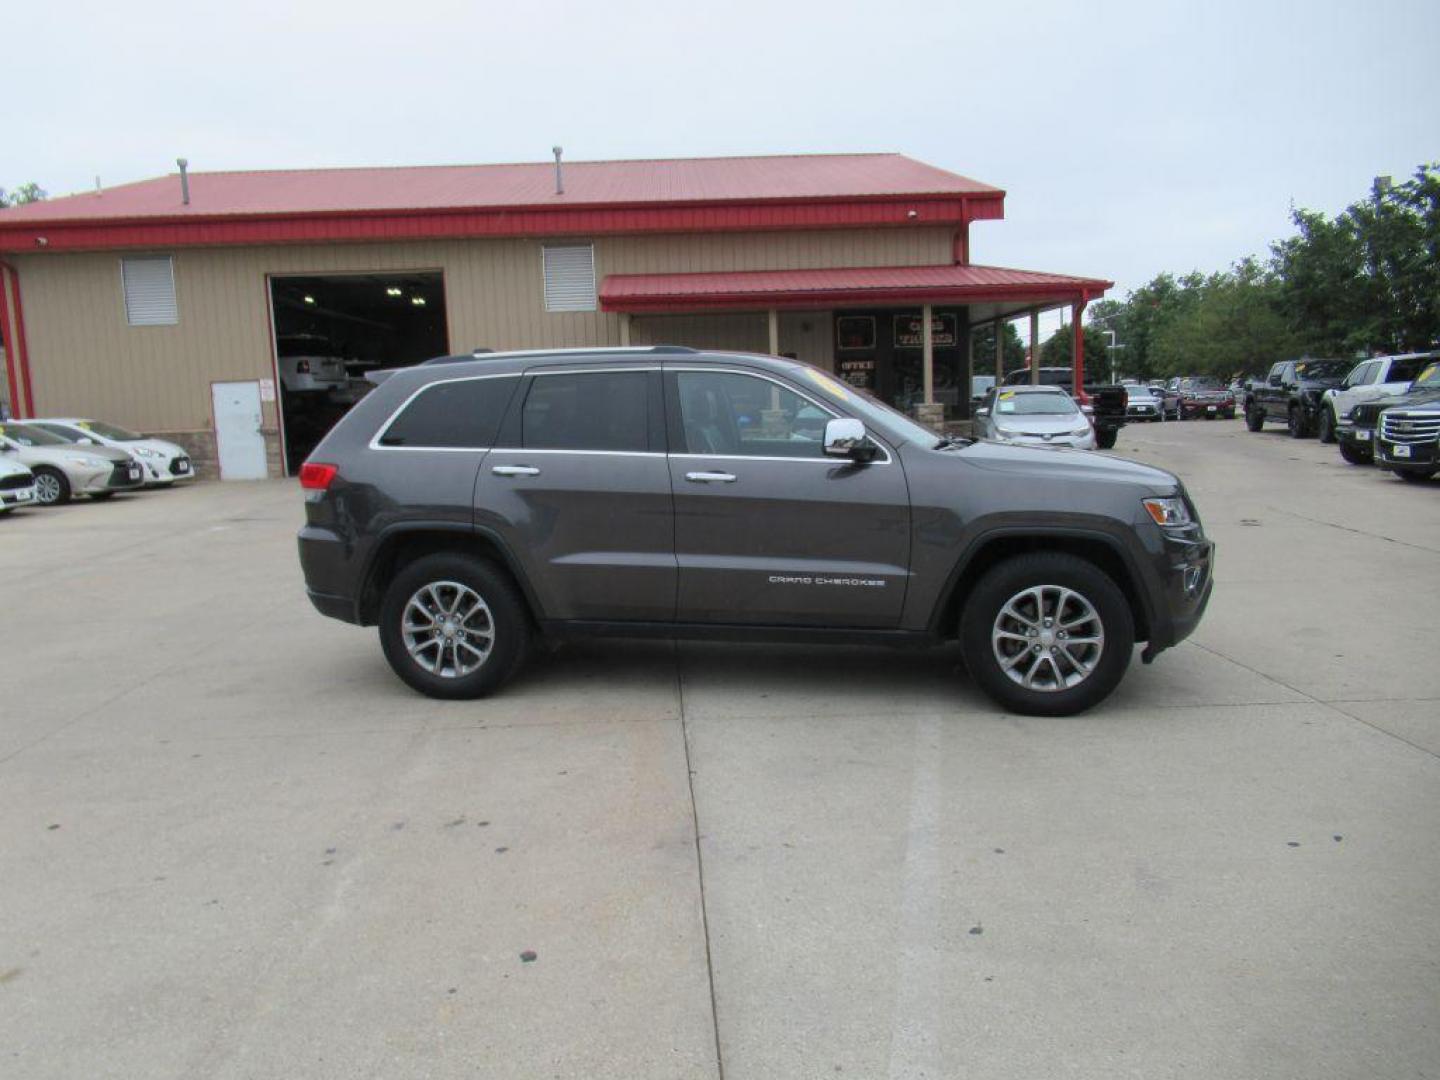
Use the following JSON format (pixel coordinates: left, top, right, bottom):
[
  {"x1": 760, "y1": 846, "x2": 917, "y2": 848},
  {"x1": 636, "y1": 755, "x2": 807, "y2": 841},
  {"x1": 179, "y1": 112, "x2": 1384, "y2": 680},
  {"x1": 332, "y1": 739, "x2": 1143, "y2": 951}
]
[{"x1": 1, "y1": 419, "x2": 1437, "y2": 1080}]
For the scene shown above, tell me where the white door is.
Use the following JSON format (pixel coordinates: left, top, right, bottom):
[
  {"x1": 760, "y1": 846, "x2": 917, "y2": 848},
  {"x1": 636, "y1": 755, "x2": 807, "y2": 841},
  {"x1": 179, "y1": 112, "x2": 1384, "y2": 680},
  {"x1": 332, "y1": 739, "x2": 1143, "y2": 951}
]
[{"x1": 211, "y1": 381, "x2": 268, "y2": 480}]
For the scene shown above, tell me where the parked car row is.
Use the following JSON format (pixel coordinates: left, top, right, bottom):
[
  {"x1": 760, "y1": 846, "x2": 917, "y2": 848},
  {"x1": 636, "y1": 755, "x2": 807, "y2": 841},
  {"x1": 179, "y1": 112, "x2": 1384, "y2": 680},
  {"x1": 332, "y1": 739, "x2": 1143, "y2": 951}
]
[
  {"x1": 0, "y1": 418, "x2": 194, "y2": 511},
  {"x1": 1242, "y1": 353, "x2": 1440, "y2": 483},
  {"x1": 1120, "y1": 377, "x2": 1236, "y2": 422}
]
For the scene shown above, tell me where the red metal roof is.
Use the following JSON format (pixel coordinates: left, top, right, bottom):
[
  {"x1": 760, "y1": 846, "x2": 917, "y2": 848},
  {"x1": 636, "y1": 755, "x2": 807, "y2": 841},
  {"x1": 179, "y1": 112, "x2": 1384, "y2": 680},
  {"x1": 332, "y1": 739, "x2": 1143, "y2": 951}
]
[
  {"x1": 600, "y1": 263, "x2": 1112, "y2": 312},
  {"x1": 0, "y1": 154, "x2": 1000, "y2": 223}
]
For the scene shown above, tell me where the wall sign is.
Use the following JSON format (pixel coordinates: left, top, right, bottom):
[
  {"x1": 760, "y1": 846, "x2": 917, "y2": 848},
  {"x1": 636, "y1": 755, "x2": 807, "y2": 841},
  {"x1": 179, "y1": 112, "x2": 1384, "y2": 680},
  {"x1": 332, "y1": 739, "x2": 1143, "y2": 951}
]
[
  {"x1": 258, "y1": 378, "x2": 276, "y2": 403},
  {"x1": 836, "y1": 315, "x2": 876, "y2": 351},
  {"x1": 838, "y1": 357, "x2": 875, "y2": 389},
  {"x1": 893, "y1": 313, "x2": 957, "y2": 349}
]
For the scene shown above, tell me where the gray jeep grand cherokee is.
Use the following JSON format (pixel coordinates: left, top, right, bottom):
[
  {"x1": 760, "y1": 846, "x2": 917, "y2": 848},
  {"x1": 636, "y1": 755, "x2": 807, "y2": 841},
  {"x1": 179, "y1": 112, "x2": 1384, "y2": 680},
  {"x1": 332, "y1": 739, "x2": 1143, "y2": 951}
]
[{"x1": 298, "y1": 347, "x2": 1213, "y2": 716}]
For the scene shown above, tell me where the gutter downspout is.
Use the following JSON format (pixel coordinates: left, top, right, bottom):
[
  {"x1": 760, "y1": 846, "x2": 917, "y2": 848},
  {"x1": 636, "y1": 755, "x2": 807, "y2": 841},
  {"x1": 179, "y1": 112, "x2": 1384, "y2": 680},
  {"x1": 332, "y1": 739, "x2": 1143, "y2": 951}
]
[{"x1": 0, "y1": 258, "x2": 34, "y2": 418}]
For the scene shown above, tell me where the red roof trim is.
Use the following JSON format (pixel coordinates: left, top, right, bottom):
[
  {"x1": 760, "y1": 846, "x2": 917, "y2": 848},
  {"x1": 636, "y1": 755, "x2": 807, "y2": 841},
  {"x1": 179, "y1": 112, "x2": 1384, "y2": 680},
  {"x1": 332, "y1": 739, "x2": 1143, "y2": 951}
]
[
  {"x1": 0, "y1": 193, "x2": 1000, "y2": 253},
  {"x1": 599, "y1": 263, "x2": 1112, "y2": 313}
]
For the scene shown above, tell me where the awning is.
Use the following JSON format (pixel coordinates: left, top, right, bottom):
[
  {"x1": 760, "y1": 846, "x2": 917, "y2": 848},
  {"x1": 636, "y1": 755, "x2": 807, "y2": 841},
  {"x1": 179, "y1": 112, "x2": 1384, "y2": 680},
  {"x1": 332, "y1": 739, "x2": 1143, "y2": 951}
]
[{"x1": 599, "y1": 263, "x2": 1112, "y2": 316}]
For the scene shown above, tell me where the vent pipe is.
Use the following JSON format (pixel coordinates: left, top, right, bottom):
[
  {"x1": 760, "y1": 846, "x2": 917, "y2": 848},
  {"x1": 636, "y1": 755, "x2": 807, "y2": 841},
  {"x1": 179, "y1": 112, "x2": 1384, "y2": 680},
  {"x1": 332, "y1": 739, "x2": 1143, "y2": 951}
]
[
  {"x1": 552, "y1": 146, "x2": 564, "y2": 196},
  {"x1": 177, "y1": 158, "x2": 190, "y2": 205}
]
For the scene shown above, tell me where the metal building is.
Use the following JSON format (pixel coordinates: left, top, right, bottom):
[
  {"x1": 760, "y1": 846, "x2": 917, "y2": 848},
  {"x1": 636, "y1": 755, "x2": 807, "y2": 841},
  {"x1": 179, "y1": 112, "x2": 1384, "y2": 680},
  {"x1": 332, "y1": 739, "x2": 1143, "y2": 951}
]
[{"x1": 0, "y1": 154, "x2": 1109, "y2": 478}]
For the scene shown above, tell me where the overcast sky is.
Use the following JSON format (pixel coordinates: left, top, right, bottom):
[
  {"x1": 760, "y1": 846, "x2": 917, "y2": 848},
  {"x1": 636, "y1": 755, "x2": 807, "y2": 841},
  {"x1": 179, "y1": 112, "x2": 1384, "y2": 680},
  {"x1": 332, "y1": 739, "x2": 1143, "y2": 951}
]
[{"x1": 10, "y1": 0, "x2": 1439, "y2": 338}]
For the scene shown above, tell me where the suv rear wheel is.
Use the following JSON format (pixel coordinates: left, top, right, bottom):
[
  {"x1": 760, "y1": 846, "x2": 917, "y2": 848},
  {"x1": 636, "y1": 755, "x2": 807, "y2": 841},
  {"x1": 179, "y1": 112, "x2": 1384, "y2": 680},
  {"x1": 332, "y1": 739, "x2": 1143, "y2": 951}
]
[
  {"x1": 960, "y1": 553, "x2": 1134, "y2": 717},
  {"x1": 1317, "y1": 406, "x2": 1337, "y2": 443},
  {"x1": 379, "y1": 553, "x2": 530, "y2": 699},
  {"x1": 1245, "y1": 405, "x2": 1264, "y2": 432}
]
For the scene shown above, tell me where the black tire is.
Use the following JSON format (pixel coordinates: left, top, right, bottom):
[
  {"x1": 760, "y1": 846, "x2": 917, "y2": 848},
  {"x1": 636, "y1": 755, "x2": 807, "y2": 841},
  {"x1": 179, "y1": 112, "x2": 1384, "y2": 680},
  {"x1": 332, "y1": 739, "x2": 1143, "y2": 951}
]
[
  {"x1": 1095, "y1": 428, "x2": 1118, "y2": 450},
  {"x1": 32, "y1": 466, "x2": 70, "y2": 505},
  {"x1": 378, "y1": 553, "x2": 531, "y2": 700},
  {"x1": 1397, "y1": 469, "x2": 1436, "y2": 484},
  {"x1": 1338, "y1": 441, "x2": 1372, "y2": 465},
  {"x1": 960, "y1": 553, "x2": 1135, "y2": 717},
  {"x1": 1287, "y1": 406, "x2": 1309, "y2": 438},
  {"x1": 1317, "y1": 407, "x2": 1337, "y2": 444},
  {"x1": 1245, "y1": 405, "x2": 1265, "y2": 432}
]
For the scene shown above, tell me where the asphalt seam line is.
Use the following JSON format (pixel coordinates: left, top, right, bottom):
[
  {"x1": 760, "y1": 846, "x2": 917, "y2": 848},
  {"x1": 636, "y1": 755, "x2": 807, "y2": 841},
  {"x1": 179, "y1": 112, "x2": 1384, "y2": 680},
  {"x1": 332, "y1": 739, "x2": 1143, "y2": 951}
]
[
  {"x1": 676, "y1": 641, "x2": 726, "y2": 1080},
  {"x1": 1189, "y1": 640, "x2": 1440, "y2": 762}
]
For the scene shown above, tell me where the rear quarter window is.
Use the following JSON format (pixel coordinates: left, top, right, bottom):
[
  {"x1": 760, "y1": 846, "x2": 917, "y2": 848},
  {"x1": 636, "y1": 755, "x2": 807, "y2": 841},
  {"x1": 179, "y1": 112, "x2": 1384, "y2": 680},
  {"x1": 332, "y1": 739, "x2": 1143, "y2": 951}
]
[{"x1": 378, "y1": 377, "x2": 517, "y2": 448}]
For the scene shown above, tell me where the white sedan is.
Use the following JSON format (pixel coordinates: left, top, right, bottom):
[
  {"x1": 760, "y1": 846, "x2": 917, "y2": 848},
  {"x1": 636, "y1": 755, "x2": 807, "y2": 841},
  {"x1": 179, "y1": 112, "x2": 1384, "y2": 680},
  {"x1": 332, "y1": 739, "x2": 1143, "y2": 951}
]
[
  {"x1": 30, "y1": 418, "x2": 194, "y2": 486},
  {"x1": 0, "y1": 456, "x2": 37, "y2": 513},
  {"x1": 973, "y1": 386, "x2": 1098, "y2": 450}
]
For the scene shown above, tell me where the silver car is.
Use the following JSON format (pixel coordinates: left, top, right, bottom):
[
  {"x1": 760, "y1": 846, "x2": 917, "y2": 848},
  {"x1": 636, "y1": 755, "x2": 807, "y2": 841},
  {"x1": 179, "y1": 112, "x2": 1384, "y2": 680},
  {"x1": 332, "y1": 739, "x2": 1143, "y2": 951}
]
[
  {"x1": 0, "y1": 456, "x2": 36, "y2": 512},
  {"x1": 973, "y1": 386, "x2": 1097, "y2": 450}
]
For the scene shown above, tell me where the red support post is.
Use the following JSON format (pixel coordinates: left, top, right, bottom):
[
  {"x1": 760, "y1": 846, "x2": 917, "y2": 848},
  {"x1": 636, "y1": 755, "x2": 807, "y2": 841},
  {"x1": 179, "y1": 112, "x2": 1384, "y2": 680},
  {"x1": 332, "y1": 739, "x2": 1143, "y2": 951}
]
[
  {"x1": 1071, "y1": 299, "x2": 1087, "y2": 399},
  {"x1": 0, "y1": 265, "x2": 19, "y2": 417}
]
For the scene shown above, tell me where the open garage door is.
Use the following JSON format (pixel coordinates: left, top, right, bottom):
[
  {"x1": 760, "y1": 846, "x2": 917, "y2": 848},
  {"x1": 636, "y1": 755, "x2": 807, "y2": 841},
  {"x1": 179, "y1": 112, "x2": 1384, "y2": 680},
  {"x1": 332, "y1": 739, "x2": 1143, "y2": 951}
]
[{"x1": 269, "y1": 271, "x2": 448, "y2": 474}]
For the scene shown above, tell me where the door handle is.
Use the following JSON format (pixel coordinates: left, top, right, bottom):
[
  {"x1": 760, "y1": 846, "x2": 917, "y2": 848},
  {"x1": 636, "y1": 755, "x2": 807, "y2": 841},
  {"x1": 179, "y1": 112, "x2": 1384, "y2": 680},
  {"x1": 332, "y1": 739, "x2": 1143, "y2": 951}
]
[
  {"x1": 492, "y1": 465, "x2": 541, "y2": 477},
  {"x1": 685, "y1": 471, "x2": 736, "y2": 483}
]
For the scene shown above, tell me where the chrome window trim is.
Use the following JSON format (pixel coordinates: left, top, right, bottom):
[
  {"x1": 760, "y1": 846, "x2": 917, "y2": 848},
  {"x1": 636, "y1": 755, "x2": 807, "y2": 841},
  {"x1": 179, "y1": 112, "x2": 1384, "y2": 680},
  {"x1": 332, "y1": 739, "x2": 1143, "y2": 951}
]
[
  {"x1": 367, "y1": 372, "x2": 521, "y2": 452},
  {"x1": 666, "y1": 365, "x2": 894, "y2": 465},
  {"x1": 488, "y1": 447, "x2": 664, "y2": 459}
]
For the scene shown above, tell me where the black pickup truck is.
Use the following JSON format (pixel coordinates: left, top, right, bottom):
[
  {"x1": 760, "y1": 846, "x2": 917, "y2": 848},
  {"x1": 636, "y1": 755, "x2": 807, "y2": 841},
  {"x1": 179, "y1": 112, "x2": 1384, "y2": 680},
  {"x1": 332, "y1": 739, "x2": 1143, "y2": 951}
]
[
  {"x1": 1001, "y1": 367, "x2": 1128, "y2": 449},
  {"x1": 1244, "y1": 358, "x2": 1354, "y2": 437}
]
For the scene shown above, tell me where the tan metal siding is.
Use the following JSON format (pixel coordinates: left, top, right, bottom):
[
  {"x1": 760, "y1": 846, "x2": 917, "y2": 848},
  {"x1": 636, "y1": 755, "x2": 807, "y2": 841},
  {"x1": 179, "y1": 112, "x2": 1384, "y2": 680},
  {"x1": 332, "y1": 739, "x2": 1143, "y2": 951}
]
[{"x1": 13, "y1": 226, "x2": 952, "y2": 433}]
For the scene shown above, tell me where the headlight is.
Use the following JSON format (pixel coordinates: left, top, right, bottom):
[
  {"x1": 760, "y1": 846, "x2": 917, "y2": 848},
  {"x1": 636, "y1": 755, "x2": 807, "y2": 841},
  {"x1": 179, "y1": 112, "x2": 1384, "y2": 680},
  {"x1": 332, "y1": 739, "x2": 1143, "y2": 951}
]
[
  {"x1": 1071, "y1": 426, "x2": 1091, "y2": 436},
  {"x1": 134, "y1": 447, "x2": 163, "y2": 458},
  {"x1": 1142, "y1": 496, "x2": 1192, "y2": 528},
  {"x1": 75, "y1": 456, "x2": 108, "y2": 469}
]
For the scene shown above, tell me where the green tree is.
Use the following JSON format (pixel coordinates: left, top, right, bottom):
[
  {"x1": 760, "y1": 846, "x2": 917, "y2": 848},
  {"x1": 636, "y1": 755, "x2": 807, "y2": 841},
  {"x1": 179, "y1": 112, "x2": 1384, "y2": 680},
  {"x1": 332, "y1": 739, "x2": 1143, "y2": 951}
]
[
  {"x1": 971, "y1": 321, "x2": 1027, "y2": 374},
  {"x1": 1040, "y1": 323, "x2": 1112, "y2": 375},
  {"x1": 0, "y1": 182, "x2": 46, "y2": 207}
]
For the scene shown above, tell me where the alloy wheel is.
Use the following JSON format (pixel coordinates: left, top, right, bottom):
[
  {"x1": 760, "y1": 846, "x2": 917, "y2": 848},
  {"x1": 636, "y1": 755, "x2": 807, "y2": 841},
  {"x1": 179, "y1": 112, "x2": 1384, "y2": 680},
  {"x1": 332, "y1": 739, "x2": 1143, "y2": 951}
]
[
  {"x1": 400, "y1": 580, "x2": 495, "y2": 678},
  {"x1": 34, "y1": 473, "x2": 63, "y2": 504},
  {"x1": 991, "y1": 584, "x2": 1105, "y2": 692}
]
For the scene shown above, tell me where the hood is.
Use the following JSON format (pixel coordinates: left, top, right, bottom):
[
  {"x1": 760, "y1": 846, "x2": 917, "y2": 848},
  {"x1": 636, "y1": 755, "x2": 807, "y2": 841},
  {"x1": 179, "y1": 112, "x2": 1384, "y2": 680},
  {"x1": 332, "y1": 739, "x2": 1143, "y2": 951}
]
[
  {"x1": 958, "y1": 439, "x2": 1179, "y2": 490},
  {"x1": 990, "y1": 412, "x2": 1089, "y2": 436},
  {"x1": 1367, "y1": 386, "x2": 1440, "y2": 412},
  {"x1": 131, "y1": 438, "x2": 185, "y2": 457},
  {"x1": 8, "y1": 444, "x2": 131, "y2": 467},
  {"x1": 1296, "y1": 373, "x2": 1347, "y2": 390}
]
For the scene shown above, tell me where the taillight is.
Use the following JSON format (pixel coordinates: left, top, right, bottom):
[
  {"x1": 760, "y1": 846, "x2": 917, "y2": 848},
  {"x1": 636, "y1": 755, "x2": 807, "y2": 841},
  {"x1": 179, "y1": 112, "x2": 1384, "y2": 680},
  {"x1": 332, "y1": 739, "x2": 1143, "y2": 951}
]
[
  {"x1": 299, "y1": 462, "x2": 338, "y2": 490},
  {"x1": 296, "y1": 360, "x2": 311, "y2": 374}
]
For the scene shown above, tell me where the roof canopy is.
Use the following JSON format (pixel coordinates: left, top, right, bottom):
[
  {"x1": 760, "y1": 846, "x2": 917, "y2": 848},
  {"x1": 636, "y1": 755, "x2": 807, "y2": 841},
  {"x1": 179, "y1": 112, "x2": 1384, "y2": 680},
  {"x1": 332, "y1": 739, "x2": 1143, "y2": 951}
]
[
  {"x1": 0, "y1": 154, "x2": 1005, "y2": 253},
  {"x1": 601, "y1": 263, "x2": 1112, "y2": 315}
]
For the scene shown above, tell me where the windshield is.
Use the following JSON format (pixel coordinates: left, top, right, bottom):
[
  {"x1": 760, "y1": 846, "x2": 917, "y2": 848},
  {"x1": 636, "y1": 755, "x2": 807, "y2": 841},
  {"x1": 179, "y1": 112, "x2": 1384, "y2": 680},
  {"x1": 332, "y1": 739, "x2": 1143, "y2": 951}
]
[
  {"x1": 75, "y1": 420, "x2": 143, "y2": 441},
  {"x1": 1294, "y1": 359, "x2": 1351, "y2": 380},
  {"x1": 791, "y1": 367, "x2": 942, "y2": 447},
  {"x1": 1182, "y1": 377, "x2": 1222, "y2": 391},
  {"x1": 1125, "y1": 385, "x2": 1157, "y2": 400},
  {"x1": 1413, "y1": 362, "x2": 1440, "y2": 388},
  {"x1": 994, "y1": 390, "x2": 1079, "y2": 416},
  {"x1": 0, "y1": 423, "x2": 69, "y2": 447}
]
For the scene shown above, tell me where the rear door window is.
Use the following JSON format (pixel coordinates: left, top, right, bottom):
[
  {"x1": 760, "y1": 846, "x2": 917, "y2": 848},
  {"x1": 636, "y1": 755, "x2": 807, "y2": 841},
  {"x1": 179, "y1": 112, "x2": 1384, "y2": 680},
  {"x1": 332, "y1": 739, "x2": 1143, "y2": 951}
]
[
  {"x1": 521, "y1": 370, "x2": 649, "y2": 452},
  {"x1": 378, "y1": 376, "x2": 517, "y2": 448}
]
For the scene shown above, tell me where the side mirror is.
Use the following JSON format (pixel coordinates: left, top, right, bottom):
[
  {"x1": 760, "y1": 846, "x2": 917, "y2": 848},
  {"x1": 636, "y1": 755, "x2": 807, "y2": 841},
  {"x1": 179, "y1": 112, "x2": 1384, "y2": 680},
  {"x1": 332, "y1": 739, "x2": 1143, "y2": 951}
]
[{"x1": 823, "y1": 417, "x2": 875, "y2": 461}]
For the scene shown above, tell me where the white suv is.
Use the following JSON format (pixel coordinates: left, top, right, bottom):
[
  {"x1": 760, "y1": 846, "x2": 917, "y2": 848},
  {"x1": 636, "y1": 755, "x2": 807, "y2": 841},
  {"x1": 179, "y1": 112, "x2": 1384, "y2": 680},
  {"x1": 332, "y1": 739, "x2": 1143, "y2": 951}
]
[{"x1": 1323, "y1": 353, "x2": 1435, "y2": 443}]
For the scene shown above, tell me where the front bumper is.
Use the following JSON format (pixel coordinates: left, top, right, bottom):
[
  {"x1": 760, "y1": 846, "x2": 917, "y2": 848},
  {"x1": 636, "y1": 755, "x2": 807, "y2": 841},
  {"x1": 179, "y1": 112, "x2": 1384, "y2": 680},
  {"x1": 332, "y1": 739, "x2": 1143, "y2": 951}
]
[
  {"x1": 1139, "y1": 525, "x2": 1215, "y2": 662},
  {"x1": 0, "y1": 482, "x2": 36, "y2": 509},
  {"x1": 994, "y1": 433, "x2": 1097, "y2": 450},
  {"x1": 1377, "y1": 437, "x2": 1438, "y2": 471}
]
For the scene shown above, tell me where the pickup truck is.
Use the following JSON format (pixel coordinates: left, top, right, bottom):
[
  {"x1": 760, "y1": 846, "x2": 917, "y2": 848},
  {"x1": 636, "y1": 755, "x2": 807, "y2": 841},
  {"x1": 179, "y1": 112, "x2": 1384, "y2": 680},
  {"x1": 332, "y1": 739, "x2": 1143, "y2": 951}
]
[
  {"x1": 1322, "y1": 352, "x2": 1435, "y2": 443},
  {"x1": 1244, "y1": 358, "x2": 1354, "y2": 437},
  {"x1": 1001, "y1": 367, "x2": 1127, "y2": 449}
]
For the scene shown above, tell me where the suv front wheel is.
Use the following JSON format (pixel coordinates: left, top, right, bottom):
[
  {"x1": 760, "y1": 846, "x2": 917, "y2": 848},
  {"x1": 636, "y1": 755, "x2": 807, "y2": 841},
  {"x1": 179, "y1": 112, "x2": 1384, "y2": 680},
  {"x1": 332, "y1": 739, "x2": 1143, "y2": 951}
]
[
  {"x1": 379, "y1": 553, "x2": 530, "y2": 699},
  {"x1": 960, "y1": 553, "x2": 1134, "y2": 717}
]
